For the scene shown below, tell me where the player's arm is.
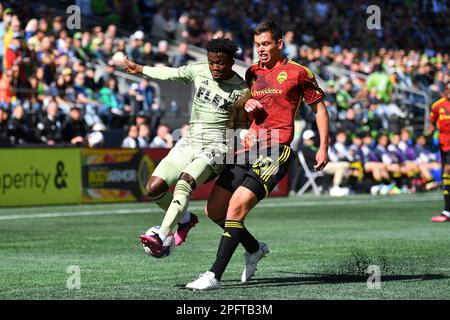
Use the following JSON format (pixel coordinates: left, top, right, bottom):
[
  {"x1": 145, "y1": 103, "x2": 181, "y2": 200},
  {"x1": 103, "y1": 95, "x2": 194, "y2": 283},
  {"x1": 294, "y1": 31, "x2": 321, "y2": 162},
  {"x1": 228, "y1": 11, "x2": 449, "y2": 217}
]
[
  {"x1": 243, "y1": 67, "x2": 264, "y2": 113},
  {"x1": 428, "y1": 102, "x2": 438, "y2": 135},
  {"x1": 233, "y1": 107, "x2": 250, "y2": 129},
  {"x1": 125, "y1": 57, "x2": 192, "y2": 82},
  {"x1": 300, "y1": 66, "x2": 329, "y2": 171},
  {"x1": 311, "y1": 100, "x2": 329, "y2": 171},
  {"x1": 234, "y1": 90, "x2": 252, "y2": 109}
]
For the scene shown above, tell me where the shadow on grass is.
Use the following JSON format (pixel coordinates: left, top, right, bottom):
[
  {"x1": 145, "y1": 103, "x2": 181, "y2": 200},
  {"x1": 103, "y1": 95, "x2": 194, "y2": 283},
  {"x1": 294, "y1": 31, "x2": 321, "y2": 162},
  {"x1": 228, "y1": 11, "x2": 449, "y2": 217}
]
[
  {"x1": 176, "y1": 272, "x2": 449, "y2": 290},
  {"x1": 219, "y1": 272, "x2": 449, "y2": 288}
]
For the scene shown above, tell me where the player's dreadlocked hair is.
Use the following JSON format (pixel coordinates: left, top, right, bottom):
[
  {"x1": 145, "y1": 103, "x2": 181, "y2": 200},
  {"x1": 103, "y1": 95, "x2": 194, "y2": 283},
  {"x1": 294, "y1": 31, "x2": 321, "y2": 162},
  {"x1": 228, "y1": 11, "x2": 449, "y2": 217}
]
[
  {"x1": 253, "y1": 20, "x2": 282, "y2": 41},
  {"x1": 205, "y1": 38, "x2": 238, "y2": 59}
]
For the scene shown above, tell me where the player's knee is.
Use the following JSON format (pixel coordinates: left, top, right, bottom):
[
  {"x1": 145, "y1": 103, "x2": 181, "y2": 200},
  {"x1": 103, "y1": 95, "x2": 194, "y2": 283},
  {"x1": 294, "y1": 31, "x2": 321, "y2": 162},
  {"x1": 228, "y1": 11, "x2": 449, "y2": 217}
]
[
  {"x1": 227, "y1": 199, "x2": 250, "y2": 221},
  {"x1": 179, "y1": 172, "x2": 197, "y2": 189},
  {"x1": 146, "y1": 177, "x2": 168, "y2": 198},
  {"x1": 205, "y1": 202, "x2": 224, "y2": 220}
]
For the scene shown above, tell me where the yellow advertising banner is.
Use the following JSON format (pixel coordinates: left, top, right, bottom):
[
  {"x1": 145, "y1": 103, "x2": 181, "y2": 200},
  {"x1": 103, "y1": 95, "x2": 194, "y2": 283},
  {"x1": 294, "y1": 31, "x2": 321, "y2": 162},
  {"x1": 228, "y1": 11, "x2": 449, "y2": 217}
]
[
  {"x1": 81, "y1": 149, "x2": 155, "y2": 203},
  {"x1": 0, "y1": 149, "x2": 81, "y2": 207}
]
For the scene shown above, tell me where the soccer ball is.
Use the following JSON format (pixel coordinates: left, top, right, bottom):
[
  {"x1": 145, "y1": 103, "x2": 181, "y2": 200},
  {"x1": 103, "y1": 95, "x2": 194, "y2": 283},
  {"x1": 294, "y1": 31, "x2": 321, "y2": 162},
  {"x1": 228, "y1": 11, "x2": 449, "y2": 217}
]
[
  {"x1": 142, "y1": 226, "x2": 175, "y2": 258},
  {"x1": 112, "y1": 51, "x2": 126, "y2": 66}
]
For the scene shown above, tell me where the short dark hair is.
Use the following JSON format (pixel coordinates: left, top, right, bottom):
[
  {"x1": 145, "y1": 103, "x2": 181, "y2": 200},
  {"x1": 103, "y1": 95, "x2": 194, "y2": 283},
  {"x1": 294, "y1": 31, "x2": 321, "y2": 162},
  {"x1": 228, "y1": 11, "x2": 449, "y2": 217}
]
[
  {"x1": 253, "y1": 21, "x2": 282, "y2": 41},
  {"x1": 205, "y1": 38, "x2": 238, "y2": 59}
]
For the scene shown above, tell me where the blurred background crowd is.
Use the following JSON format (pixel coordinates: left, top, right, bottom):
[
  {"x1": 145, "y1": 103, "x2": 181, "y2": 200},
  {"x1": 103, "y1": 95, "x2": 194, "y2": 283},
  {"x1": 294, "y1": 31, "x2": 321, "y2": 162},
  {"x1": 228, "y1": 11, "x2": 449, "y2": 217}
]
[{"x1": 0, "y1": 0, "x2": 448, "y2": 196}]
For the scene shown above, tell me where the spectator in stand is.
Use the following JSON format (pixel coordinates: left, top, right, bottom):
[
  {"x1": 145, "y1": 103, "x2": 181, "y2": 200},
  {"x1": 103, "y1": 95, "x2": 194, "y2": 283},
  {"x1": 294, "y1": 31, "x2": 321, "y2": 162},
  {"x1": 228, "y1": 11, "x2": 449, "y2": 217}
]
[
  {"x1": 338, "y1": 108, "x2": 360, "y2": 134},
  {"x1": 151, "y1": 7, "x2": 175, "y2": 42},
  {"x1": 124, "y1": 82, "x2": 143, "y2": 118},
  {"x1": 97, "y1": 59, "x2": 117, "y2": 89},
  {"x1": 138, "y1": 42, "x2": 154, "y2": 67},
  {"x1": 138, "y1": 123, "x2": 151, "y2": 148},
  {"x1": 0, "y1": 106, "x2": 10, "y2": 146},
  {"x1": 336, "y1": 80, "x2": 356, "y2": 112},
  {"x1": 7, "y1": 105, "x2": 34, "y2": 145},
  {"x1": 4, "y1": 32, "x2": 24, "y2": 70},
  {"x1": 170, "y1": 42, "x2": 196, "y2": 68},
  {"x1": 366, "y1": 64, "x2": 394, "y2": 104},
  {"x1": 283, "y1": 31, "x2": 298, "y2": 61},
  {"x1": 126, "y1": 32, "x2": 143, "y2": 62},
  {"x1": 50, "y1": 16, "x2": 63, "y2": 38},
  {"x1": 374, "y1": 133, "x2": 402, "y2": 194},
  {"x1": 121, "y1": 124, "x2": 139, "y2": 148},
  {"x1": 325, "y1": 130, "x2": 351, "y2": 196},
  {"x1": 153, "y1": 40, "x2": 170, "y2": 66},
  {"x1": 149, "y1": 124, "x2": 173, "y2": 149},
  {"x1": 62, "y1": 106, "x2": 88, "y2": 146},
  {"x1": 99, "y1": 78, "x2": 122, "y2": 123},
  {"x1": 0, "y1": 69, "x2": 14, "y2": 108},
  {"x1": 174, "y1": 13, "x2": 189, "y2": 42},
  {"x1": 138, "y1": 78, "x2": 155, "y2": 114},
  {"x1": 0, "y1": 7, "x2": 14, "y2": 73},
  {"x1": 174, "y1": 123, "x2": 189, "y2": 147},
  {"x1": 415, "y1": 134, "x2": 441, "y2": 177},
  {"x1": 388, "y1": 132, "x2": 433, "y2": 190},
  {"x1": 358, "y1": 132, "x2": 394, "y2": 195},
  {"x1": 35, "y1": 100, "x2": 63, "y2": 145},
  {"x1": 399, "y1": 128, "x2": 419, "y2": 161}
]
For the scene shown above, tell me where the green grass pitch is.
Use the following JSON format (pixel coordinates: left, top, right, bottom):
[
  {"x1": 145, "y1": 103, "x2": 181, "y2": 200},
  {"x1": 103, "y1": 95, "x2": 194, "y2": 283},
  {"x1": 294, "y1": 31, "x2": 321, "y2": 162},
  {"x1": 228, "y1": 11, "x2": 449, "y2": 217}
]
[{"x1": 0, "y1": 192, "x2": 449, "y2": 300}]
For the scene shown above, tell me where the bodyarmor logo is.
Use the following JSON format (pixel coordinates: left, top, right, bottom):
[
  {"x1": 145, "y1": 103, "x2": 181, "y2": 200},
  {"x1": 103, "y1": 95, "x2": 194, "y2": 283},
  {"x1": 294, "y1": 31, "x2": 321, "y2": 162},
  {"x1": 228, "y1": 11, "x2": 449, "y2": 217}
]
[{"x1": 277, "y1": 71, "x2": 287, "y2": 84}]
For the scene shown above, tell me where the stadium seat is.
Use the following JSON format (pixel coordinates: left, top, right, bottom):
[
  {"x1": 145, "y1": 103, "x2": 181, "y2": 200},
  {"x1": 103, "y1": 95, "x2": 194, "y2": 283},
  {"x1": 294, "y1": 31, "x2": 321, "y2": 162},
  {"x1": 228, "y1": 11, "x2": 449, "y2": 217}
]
[{"x1": 296, "y1": 151, "x2": 325, "y2": 196}]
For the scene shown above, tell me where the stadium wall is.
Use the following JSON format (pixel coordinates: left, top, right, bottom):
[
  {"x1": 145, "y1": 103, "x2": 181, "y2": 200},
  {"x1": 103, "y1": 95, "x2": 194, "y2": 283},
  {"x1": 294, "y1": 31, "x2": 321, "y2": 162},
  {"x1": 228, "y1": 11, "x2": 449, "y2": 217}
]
[{"x1": 0, "y1": 148, "x2": 288, "y2": 207}]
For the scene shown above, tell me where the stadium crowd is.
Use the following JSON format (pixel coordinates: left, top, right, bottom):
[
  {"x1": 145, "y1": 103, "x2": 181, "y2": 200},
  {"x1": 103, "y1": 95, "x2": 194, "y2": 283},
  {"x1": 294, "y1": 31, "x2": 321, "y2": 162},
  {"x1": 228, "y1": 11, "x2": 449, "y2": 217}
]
[{"x1": 0, "y1": 0, "x2": 448, "y2": 196}]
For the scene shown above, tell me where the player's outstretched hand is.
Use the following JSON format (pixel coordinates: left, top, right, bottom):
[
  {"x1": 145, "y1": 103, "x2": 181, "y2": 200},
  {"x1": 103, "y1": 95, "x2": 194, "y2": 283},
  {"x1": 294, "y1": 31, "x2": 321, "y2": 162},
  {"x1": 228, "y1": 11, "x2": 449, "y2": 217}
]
[
  {"x1": 125, "y1": 56, "x2": 143, "y2": 74},
  {"x1": 244, "y1": 99, "x2": 263, "y2": 113},
  {"x1": 314, "y1": 148, "x2": 328, "y2": 171}
]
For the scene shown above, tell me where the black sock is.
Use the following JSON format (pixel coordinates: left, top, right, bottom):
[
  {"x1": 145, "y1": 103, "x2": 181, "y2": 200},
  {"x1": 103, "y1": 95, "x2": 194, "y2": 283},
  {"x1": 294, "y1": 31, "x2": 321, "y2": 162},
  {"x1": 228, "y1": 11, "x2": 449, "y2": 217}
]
[
  {"x1": 444, "y1": 173, "x2": 450, "y2": 212},
  {"x1": 212, "y1": 218, "x2": 259, "y2": 254},
  {"x1": 210, "y1": 220, "x2": 245, "y2": 280}
]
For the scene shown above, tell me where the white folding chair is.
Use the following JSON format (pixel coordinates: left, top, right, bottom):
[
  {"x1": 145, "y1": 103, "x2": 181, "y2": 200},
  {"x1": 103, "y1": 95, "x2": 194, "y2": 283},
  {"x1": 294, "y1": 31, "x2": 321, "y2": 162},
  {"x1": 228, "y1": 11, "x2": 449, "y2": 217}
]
[{"x1": 296, "y1": 151, "x2": 324, "y2": 196}]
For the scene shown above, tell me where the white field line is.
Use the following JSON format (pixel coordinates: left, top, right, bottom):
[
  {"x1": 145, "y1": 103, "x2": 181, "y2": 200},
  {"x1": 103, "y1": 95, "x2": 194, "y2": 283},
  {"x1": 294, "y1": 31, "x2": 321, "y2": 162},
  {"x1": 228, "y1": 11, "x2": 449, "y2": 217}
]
[{"x1": 0, "y1": 195, "x2": 441, "y2": 221}]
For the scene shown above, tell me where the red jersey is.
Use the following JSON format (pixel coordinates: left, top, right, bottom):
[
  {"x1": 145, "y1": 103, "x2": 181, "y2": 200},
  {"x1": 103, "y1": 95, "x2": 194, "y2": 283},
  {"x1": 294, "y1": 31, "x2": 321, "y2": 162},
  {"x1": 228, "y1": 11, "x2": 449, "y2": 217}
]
[
  {"x1": 245, "y1": 58, "x2": 324, "y2": 149},
  {"x1": 430, "y1": 97, "x2": 450, "y2": 151}
]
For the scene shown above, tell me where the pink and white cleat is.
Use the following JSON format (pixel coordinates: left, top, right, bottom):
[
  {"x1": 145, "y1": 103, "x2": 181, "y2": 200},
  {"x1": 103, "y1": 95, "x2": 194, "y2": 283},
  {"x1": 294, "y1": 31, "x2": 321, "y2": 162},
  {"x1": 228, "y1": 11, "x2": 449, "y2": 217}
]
[
  {"x1": 431, "y1": 213, "x2": 450, "y2": 222},
  {"x1": 175, "y1": 212, "x2": 199, "y2": 246}
]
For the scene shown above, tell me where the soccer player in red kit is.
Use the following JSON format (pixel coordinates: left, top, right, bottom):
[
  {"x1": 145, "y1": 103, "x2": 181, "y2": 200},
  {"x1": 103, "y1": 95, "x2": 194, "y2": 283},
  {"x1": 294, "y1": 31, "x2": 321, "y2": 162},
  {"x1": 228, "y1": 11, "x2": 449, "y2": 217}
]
[
  {"x1": 430, "y1": 82, "x2": 450, "y2": 222},
  {"x1": 186, "y1": 21, "x2": 329, "y2": 290}
]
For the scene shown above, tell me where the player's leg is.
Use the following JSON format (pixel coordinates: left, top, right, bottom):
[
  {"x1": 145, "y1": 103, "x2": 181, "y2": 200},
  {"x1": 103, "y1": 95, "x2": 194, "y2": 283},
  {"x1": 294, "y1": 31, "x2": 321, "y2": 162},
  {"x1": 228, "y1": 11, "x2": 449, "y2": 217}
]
[
  {"x1": 159, "y1": 156, "x2": 215, "y2": 241},
  {"x1": 146, "y1": 172, "x2": 176, "y2": 213},
  {"x1": 147, "y1": 145, "x2": 193, "y2": 211},
  {"x1": 142, "y1": 160, "x2": 213, "y2": 256},
  {"x1": 444, "y1": 163, "x2": 450, "y2": 214},
  {"x1": 207, "y1": 160, "x2": 269, "y2": 254},
  {"x1": 140, "y1": 146, "x2": 195, "y2": 250},
  {"x1": 186, "y1": 185, "x2": 261, "y2": 290},
  {"x1": 207, "y1": 185, "x2": 261, "y2": 282},
  {"x1": 206, "y1": 179, "x2": 262, "y2": 254},
  {"x1": 205, "y1": 184, "x2": 231, "y2": 227},
  {"x1": 186, "y1": 146, "x2": 293, "y2": 289},
  {"x1": 206, "y1": 163, "x2": 246, "y2": 227},
  {"x1": 432, "y1": 150, "x2": 450, "y2": 222},
  {"x1": 211, "y1": 145, "x2": 293, "y2": 284}
]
